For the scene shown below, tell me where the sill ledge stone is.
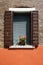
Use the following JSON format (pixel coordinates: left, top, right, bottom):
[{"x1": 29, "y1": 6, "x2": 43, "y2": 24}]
[{"x1": 9, "y1": 45, "x2": 35, "y2": 48}]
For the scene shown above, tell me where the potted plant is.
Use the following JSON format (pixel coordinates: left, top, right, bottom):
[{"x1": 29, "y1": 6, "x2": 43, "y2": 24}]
[{"x1": 18, "y1": 36, "x2": 26, "y2": 45}]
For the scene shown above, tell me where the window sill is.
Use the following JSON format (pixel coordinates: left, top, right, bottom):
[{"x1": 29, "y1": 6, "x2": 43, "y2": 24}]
[{"x1": 9, "y1": 45, "x2": 35, "y2": 48}]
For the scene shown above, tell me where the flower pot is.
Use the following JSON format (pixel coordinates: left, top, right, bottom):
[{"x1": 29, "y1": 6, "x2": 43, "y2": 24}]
[{"x1": 19, "y1": 42, "x2": 25, "y2": 45}]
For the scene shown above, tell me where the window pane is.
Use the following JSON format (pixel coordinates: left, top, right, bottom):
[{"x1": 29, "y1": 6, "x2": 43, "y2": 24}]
[{"x1": 13, "y1": 13, "x2": 31, "y2": 45}]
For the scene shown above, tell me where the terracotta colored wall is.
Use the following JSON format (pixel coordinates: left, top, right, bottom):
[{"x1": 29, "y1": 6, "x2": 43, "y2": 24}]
[{"x1": 0, "y1": 46, "x2": 43, "y2": 65}]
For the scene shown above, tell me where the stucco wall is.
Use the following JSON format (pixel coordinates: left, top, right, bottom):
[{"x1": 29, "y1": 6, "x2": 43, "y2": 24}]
[
  {"x1": 0, "y1": 0, "x2": 43, "y2": 47},
  {"x1": 0, "y1": 46, "x2": 43, "y2": 65}
]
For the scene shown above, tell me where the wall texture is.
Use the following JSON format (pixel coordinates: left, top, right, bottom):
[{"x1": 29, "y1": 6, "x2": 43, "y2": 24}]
[
  {"x1": 0, "y1": 0, "x2": 43, "y2": 48},
  {"x1": 0, "y1": 46, "x2": 43, "y2": 65}
]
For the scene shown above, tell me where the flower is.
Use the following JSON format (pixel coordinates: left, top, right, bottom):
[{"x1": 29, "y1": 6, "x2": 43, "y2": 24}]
[
  {"x1": 19, "y1": 36, "x2": 26, "y2": 39},
  {"x1": 23, "y1": 36, "x2": 26, "y2": 39},
  {"x1": 19, "y1": 36, "x2": 26, "y2": 42}
]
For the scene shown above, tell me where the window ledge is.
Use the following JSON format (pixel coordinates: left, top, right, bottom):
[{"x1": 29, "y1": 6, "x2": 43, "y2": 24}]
[{"x1": 9, "y1": 45, "x2": 35, "y2": 48}]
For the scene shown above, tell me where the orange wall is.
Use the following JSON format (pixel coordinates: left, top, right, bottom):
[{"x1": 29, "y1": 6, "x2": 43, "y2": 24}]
[{"x1": 0, "y1": 46, "x2": 43, "y2": 65}]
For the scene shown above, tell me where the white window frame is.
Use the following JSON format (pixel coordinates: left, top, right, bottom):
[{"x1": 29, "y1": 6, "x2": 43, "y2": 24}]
[
  {"x1": 9, "y1": 8, "x2": 36, "y2": 12},
  {"x1": 9, "y1": 8, "x2": 36, "y2": 48}
]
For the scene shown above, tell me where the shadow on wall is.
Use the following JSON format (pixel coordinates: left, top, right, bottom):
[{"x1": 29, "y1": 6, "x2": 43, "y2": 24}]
[{"x1": 8, "y1": 47, "x2": 38, "y2": 50}]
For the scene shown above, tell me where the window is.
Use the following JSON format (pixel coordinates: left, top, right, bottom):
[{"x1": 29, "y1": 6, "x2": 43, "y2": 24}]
[{"x1": 4, "y1": 8, "x2": 39, "y2": 48}]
